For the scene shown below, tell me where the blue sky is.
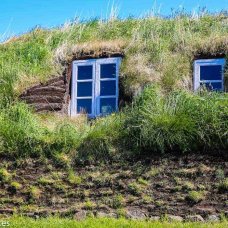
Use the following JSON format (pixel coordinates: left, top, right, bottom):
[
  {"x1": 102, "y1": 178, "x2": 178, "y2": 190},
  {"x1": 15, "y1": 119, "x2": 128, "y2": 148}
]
[{"x1": 0, "y1": 0, "x2": 227, "y2": 41}]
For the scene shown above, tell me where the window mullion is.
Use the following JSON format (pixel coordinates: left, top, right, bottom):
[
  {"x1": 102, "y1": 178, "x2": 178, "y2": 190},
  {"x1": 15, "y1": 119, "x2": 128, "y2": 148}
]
[{"x1": 95, "y1": 61, "x2": 99, "y2": 117}]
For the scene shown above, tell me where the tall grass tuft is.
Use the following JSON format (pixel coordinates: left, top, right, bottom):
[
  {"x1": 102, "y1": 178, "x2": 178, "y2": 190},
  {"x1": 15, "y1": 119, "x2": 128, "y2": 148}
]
[
  {"x1": 0, "y1": 104, "x2": 87, "y2": 159},
  {"x1": 45, "y1": 119, "x2": 86, "y2": 160},
  {"x1": 124, "y1": 85, "x2": 228, "y2": 156},
  {"x1": 0, "y1": 103, "x2": 45, "y2": 158},
  {"x1": 0, "y1": 69, "x2": 16, "y2": 108},
  {"x1": 75, "y1": 114, "x2": 123, "y2": 164}
]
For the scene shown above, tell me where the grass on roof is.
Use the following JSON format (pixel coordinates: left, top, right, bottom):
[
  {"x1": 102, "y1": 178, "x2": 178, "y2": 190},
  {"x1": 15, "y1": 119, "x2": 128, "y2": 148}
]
[{"x1": 0, "y1": 12, "x2": 227, "y2": 98}]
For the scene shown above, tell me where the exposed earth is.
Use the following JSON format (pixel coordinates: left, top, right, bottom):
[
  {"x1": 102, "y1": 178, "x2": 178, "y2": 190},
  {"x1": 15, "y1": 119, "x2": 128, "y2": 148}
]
[{"x1": 0, "y1": 154, "x2": 227, "y2": 221}]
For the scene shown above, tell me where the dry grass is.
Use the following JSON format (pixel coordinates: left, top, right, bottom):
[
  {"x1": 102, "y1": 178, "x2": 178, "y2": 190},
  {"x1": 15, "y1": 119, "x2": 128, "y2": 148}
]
[
  {"x1": 191, "y1": 35, "x2": 228, "y2": 57},
  {"x1": 54, "y1": 39, "x2": 126, "y2": 64},
  {"x1": 121, "y1": 53, "x2": 160, "y2": 96}
]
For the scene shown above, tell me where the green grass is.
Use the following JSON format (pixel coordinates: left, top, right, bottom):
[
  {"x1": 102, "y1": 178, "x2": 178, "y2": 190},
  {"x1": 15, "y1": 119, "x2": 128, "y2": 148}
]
[
  {"x1": 218, "y1": 178, "x2": 228, "y2": 193},
  {"x1": 0, "y1": 168, "x2": 11, "y2": 183},
  {"x1": 76, "y1": 114, "x2": 123, "y2": 163},
  {"x1": 0, "y1": 85, "x2": 227, "y2": 162},
  {"x1": 0, "y1": 102, "x2": 45, "y2": 158},
  {"x1": 67, "y1": 169, "x2": 82, "y2": 185},
  {"x1": 5, "y1": 217, "x2": 228, "y2": 228},
  {"x1": 124, "y1": 85, "x2": 228, "y2": 156},
  {"x1": 0, "y1": 12, "x2": 227, "y2": 162}
]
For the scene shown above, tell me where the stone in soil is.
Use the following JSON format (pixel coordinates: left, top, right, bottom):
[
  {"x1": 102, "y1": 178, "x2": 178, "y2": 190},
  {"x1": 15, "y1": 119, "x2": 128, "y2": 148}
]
[
  {"x1": 74, "y1": 210, "x2": 87, "y2": 221},
  {"x1": 126, "y1": 208, "x2": 147, "y2": 219},
  {"x1": 185, "y1": 215, "x2": 205, "y2": 222},
  {"x1": 167, "y1": 215, "x2": 183, "y2": 222},
  {"x1": 207, "y1": 215, "x2": 220, "y2": 222},
  {"x1": 149, "y1": 216, "x2": 160, "y2": 221},
  {"x1": 195, "y1": 206, "x2": 216, "y2": 216},
  {"x1": 97, "y1": 212, "x2": 117, "y2": 218}
]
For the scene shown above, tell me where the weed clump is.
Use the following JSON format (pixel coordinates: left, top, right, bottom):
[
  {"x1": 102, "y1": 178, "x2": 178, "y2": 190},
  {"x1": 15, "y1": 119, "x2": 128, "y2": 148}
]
[
  {"x1": 182, "y1": 181, "x2": 195, "y2": 191},
  {"x1": 83, "y1": 200, "x2": 96, "y2": 210},
  {"x1": 0, "y1": 168, "x2": 11, "y2": 183},
  {"x1": 8, "y1": 181, "x2": 22, "y2": 194},
  {"x1": 218, "y1": 178, "x2": 228, "y2": 193},
  {"x1": 28, "y1": 186, "x2": 42, "y2": 201},
  {"x1": 215, "y1": 168, "x2": 225, "y2": 180},
  {"x1": 186, "y1": 191, "x2": 205, "y2": 204},
  {"x1": 76, "y1": 114, "x2": 123, "y2": 163},
  {"x1": 0, "y1": 103, "x2": 45, "y2": 158},
  {"x1": 128, "y1": 182, "x2": 142, "y2": 196},
  {"x1": 112, "y1": 194, "x2": 125, "y2": 209},
  {"x1": 67, "y1": 170, "x2": 82, "y2": 185}
]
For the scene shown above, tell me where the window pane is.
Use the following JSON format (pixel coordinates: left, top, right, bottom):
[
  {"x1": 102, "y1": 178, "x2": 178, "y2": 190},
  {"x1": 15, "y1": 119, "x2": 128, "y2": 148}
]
[
  {"x1": 200, "y1": 65, "x2": 222, "y2": 81},
  {"x1": 77, "y1": 99, "x2": 92, "y2": 114},
  {"x1": 200, "y1": 82, "x2": 222, "y2": 91},
  {"x1": 78, "y1": 65, "x2": 93, "y2": 80},
  {"x1": 100, "y1": 98, "x2": 116, "y2": 115},
  {"x1": 77, "y1": 82, "x2": 92, "y2": 97},
  {"x1": 100, "y1": 81, "x2": 116, "y2": 96},
  {"x1": 100, "y1": 64, "x2": 116, "y2": 78}
]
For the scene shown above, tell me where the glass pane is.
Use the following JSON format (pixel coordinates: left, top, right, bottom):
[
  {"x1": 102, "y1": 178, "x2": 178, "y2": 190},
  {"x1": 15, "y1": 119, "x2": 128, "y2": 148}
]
[
  {"x1": 78, "y1": 65, "x2": 93, "y2": 80},
  {"x1": 77, "y1": 99, "x2": 92, "y2": 114},
  {"x1": 200, "y1": 82, "x2": 222, "y2": 91},
  {"x1": 200, "y1": 65, "x2": 222, "y2": 81},
  {"x1": 100, "y1": 64, "x2": 116, "y2": 78},
  {"x1": 100, "y1": 81, "x2": 116, "y2": 96},
  {"x1": 100, "y1": 98, "x2": 116, "y2": 115},
  {"x1": 77, "y1": 82, "x2": 92, "y2": 97}
]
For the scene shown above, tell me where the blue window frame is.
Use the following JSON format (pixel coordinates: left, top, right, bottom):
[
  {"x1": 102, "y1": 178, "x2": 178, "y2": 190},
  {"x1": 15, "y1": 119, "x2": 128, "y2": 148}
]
[
  {"x1": 71, "y1": 58, "x2": 121, "y2": 117},
  {"x1": 194, "y1": 58, "x2": 225, "y2": 91}
]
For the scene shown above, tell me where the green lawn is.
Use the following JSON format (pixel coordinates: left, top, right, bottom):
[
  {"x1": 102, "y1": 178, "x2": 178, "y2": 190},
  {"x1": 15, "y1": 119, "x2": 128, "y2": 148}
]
[{"x1": 4, "y1": 217, "x2": 228, "y2": 228}]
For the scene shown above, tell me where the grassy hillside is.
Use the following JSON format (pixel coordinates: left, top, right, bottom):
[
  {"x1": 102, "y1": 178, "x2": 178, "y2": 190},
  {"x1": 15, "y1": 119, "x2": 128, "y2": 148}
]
[{"x1": 0, "y1": 13, "x2": 227, "y2": 161}]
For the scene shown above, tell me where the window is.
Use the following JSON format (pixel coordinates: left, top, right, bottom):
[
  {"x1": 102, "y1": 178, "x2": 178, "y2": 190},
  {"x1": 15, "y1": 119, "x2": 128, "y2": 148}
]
[
  {"x1": 194, "y1": 58, "x2": 225, "y2": 91},
  {"x1": 71, "y1": 58, "x2": 121, "y2": 117}
]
